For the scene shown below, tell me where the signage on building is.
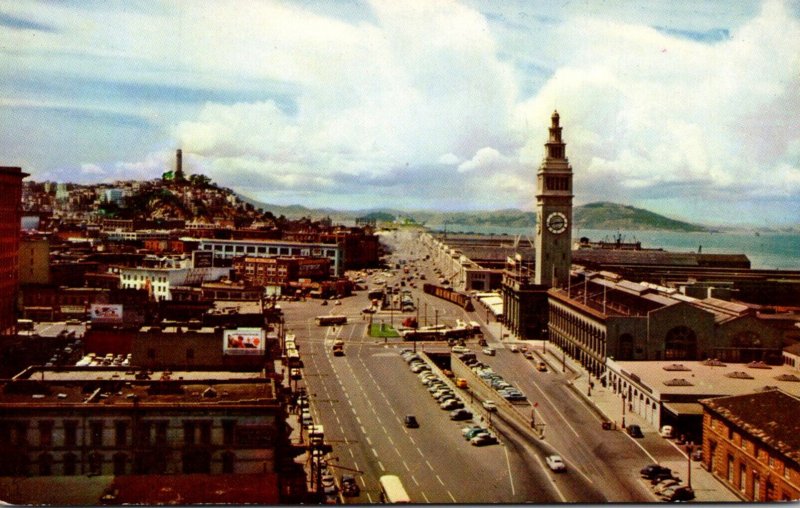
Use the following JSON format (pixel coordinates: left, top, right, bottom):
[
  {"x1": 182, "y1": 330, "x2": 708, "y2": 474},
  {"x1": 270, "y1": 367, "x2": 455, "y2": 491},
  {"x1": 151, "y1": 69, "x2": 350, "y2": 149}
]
[
  {"x1": 193, "y1": 250, "x2": 213, "y2": 268},
  {"x1": 89, "y1": 304, "x2": 124, "y2": 324},
  {"x1": 223, "y1": 327, "x2": 265, "y2": 356}
]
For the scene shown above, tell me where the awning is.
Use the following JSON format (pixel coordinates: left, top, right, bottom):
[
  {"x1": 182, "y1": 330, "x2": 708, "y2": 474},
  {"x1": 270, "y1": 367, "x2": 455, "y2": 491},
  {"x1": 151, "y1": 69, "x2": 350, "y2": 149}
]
[{"x1": 662, "y1": 401, "x2": 705, "y2": 416}]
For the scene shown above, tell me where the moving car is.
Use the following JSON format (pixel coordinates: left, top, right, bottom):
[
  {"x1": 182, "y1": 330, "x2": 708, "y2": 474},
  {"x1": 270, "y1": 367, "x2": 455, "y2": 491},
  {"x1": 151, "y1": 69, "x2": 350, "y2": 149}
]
[
  {"x1": 523, "y1": 351, "x2": 534, "y2": 359},
  {"x1": 482, "y1": 347, "x2": 496, "y2": 356},
  {"x1": 482, "y1": 400, "x2": 497, "y2": 412},
  {"x1": 627, "y1": 424, "x2": 644, "y2": 438},
  {"x1": 545, "y1": 455, "x2": 567, "y2": 472},
  {"x1": 404, "y1": 415, "x2": 419, "y2": 428},
  {"x1": 660, "y1": 425, "x2": 674, "y2": 438},
  {"x1": 536, "y1": 361, "x2": 548, "y2": 372},
  {"x1": 509, "y1": 345, "x2": 519, "y2": 353},
  {"x1": 341, "y1": 475, "x2": 360, "y2": 497}
]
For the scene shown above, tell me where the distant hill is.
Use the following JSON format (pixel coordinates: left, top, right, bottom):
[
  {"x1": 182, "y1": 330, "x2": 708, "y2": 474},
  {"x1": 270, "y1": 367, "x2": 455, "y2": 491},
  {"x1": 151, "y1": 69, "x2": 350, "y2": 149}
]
[
  {"x1": 573, "y1": 202, "x2": 707, "y2": 232},
  {"x1": 237, "y1": 194, "x2": 707, "y2": 232}
]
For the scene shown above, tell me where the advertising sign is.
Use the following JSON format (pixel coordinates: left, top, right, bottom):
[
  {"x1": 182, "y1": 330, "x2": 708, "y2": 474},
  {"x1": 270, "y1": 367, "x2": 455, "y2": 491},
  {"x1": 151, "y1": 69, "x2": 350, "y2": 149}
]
[
  {"x1": 89, "y1": 304, "x2": 124, "y2": 324},
  {"x1": 193, "y1": 250, "x2": 213, "y2": 268},
  {"x1": 223, "y1": 328, "x2": 265, "y2": 356}
]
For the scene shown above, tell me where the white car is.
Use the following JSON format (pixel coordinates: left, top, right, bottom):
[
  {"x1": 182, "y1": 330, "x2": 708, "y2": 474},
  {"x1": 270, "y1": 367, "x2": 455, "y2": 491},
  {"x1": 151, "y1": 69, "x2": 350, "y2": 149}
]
[
  {"x1": 482, "y1": 348, "x2": 495, "y2": 356},
  {"x1": 451, "y1": 345, "x2": 470, "y2": 354},
  {"x1": 545, "y1": 455, "x2": 566, "y2": 472},
  {"x1": 481, "y1": 400, "x2": 497, "y2": 412},
  {"x1": 509, "y1": 345, "x2": 519, "y2": 353}
]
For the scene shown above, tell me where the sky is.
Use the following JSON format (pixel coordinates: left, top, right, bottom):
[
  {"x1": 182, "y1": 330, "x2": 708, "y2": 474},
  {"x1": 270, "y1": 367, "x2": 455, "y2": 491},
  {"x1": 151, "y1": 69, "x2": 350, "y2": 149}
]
[{"x1": 1, "y1": 1, "x2": 799, "y2": 227}]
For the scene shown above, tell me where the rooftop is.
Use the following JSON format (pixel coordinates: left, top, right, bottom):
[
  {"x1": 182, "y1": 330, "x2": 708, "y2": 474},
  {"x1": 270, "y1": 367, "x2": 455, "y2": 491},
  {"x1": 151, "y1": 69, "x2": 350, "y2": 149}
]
[
  {"x1": 610, "y1": 359, "x2": 800, "y2": 400},
  {"x1": 701, "y1": 390, "x2": 800, "y2": 464}
]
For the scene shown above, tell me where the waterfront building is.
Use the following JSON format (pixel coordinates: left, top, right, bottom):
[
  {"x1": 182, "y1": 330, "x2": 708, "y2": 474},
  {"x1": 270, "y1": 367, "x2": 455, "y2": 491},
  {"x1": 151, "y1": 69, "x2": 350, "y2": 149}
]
[
  {"x1": 700, "y1": 390, "x2": 800, "y2": 502},
  {"x1": 193, "y1": 238, "x2": 343, "y2": 277}
]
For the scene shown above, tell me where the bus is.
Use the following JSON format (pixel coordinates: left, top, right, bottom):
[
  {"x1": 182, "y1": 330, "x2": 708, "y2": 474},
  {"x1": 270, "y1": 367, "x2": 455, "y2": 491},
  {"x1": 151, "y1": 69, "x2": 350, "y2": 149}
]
[
  {"x1": 379, "y1": 475, "x2": 410, "y2": 504},
  {"x1": 316, "y1": 315, "x2": 347, "y2": 326},
  {"x1": 286, "y1": 348, "x2": 301, "y2": 368}
]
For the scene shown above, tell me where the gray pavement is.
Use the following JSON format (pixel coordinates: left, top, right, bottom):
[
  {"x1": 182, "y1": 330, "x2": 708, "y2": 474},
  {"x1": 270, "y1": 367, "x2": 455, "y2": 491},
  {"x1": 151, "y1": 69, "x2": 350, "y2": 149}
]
[{"x1": 491, "y1": 324, "x2": 744, "y2": 503}]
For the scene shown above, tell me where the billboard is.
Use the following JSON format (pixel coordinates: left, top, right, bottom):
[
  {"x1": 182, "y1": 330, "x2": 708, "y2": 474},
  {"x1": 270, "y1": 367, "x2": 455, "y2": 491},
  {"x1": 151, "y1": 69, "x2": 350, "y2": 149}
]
[
  {"x1": 193, "y1": 250, "x2": 214, "y2": 268},
  {"x1": 223, "y1": 328, "x2": 265, "y2": 356},
  {"x1": 89, "y1": 304, "x2": 124, "y2": 324}
]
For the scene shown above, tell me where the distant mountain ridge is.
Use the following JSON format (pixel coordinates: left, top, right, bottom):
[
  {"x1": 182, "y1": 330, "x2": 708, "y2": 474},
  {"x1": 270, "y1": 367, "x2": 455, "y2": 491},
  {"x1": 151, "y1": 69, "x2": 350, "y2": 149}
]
[{"x1": 236, "y1": 195, "x2": 708, "y2": 232}]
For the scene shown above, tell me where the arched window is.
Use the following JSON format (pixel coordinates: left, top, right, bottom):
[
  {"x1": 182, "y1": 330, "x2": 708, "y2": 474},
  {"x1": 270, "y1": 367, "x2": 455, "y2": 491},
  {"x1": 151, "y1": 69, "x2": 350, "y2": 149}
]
[
  {"x1": 618, "y1": 334, "x2": 634, "y2": 360},
  {"x1": 665, "y1": 326, "x2": 697, "y2": 360}
]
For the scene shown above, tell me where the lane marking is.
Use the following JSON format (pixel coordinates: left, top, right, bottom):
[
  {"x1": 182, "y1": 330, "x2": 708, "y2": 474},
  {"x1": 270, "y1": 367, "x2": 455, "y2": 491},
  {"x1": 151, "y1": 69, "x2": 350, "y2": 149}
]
[
  {"x1": 436, "y1": 475, "x2": 445, "y2": 486},
  {"x1": 378, "y1": 460, "x2": 385, "y2": 472},
  {"x1": 411, "y1": 475, "x2": 419, "y2": 486},
  {"x1": 503, "y1": 445, "x2": 516, "y2": 496},
  {"x1": 448, "y1": 491, "x2": 457, "y2": 503}
]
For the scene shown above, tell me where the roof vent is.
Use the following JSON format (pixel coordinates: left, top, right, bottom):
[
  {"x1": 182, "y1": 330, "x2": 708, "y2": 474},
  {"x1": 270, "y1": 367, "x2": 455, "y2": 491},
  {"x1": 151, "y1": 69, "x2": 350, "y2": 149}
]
[
  {"x1": 663, "y1": 364, "x2": 690, "y2": 371},
  {"x1": 663, "y1": 378, "x2": 693, "y2": 386},
  {"x1": 202, "y1": 386, "x2": 217, "y2": 398},
  {"x1": 725, "y1": 371, "x2": 754, "y2": 379}
]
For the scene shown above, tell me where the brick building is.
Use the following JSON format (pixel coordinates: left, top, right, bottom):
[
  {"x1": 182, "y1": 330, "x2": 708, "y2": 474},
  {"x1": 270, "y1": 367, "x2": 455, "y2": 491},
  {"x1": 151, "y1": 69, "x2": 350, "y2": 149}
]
[
  {"x1": 700, "y1": 390, "x2": 800, "y2": 502},
  {"x1": 233, "y1": 256, "x2": 331, "y2": 287},
  {"x1": 0, "y1": 167, "x2": 27, "y2": 336}
]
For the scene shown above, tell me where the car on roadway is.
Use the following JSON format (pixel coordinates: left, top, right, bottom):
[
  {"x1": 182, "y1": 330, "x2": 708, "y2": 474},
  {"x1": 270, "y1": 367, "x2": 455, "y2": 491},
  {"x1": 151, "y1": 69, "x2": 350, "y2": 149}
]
[
  {"x1": 660, "y1": 425, "x2": 674, "y2": 438},
  {"x1": 509, "y1": 344, "x2": 519, "y2": 353},
  {"x1": 666, "y1": 486, "x2": 695, "y2": 502},
  {"x1": 545, "y1": 455, "x2": 567, "y2": 472},
  {"x1": 654, "y1": 478, "x2": 682, "y2": 495},
  {"x1": 482, "y1": 400, "x2": 497, "y2": 412},
  {"x1": 341, "y1": 475, "x2": 360, "y2": 497},
  {"x1": 627, "y1": 424, "x2": 644, "y2": 438},
  {"x1": 470, "y1": 433, "x2": 498, "y2": 446},
  {"x1": 482, "y1": 347, "x2": 495, "y2": 356},
  {"x1": 640, "y1": 464, "x2": 671, "y2": 480},
  {"x1": 451, "y1": 345, "x2": 470, "y2": 354},
  {"x1": 523, "y1": 351, "x2": 534, "y2": 359},
  {"x1": 290, "y1": 368, "x2": 302, "y2": 380},
  {"x1": 404, "y1": 415, "x2": 419, "y2": 428},
  {"x1": 449, "y1": 409, "x2": 473, "y2": 421},
  {"x1": 536, "y1": 361, "x2": 548, "y2": 372}
]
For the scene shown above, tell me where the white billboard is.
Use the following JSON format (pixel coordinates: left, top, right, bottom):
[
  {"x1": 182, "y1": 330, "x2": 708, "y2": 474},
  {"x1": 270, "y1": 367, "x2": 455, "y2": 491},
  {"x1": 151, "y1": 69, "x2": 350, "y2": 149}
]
[
  {"x1": 89, "y1": 304, "x2": 124, "y2": 324},
  {"x1": 223, "y1": 328, "x2": 265, "y2": 356}
]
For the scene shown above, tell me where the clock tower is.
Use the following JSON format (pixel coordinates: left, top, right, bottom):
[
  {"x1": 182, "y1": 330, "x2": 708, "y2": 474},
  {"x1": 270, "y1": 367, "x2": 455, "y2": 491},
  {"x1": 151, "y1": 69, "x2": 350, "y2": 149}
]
[{"x1": 534, "y1": 111, "x2": 573, "y2": 288}]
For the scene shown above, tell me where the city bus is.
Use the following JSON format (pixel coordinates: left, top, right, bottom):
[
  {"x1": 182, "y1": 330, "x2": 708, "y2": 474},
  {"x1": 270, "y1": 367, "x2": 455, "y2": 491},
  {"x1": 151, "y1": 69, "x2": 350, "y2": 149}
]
[
  {"x1": 316, "y1": 315, "x2": 347, "y2": 326},
  {"x1": 286, "y1": 348, "x2": 301, "y2": 368},
  {"x1": 379, "y1": 475, "x2": 410, "y2": 504}
]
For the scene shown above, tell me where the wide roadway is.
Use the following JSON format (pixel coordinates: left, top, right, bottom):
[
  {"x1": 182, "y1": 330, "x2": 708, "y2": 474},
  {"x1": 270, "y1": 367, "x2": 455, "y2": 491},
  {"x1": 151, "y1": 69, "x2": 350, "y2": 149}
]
[{"x1": 282, "y1": 294, "x2": 606, "y2": 502}]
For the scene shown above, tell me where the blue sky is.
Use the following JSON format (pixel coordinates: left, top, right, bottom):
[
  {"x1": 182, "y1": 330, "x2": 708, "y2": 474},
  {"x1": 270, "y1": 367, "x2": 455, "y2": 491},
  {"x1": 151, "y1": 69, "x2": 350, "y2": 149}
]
[{"x1": 1, "y1": 1, "x2": 799, "y2": 227}]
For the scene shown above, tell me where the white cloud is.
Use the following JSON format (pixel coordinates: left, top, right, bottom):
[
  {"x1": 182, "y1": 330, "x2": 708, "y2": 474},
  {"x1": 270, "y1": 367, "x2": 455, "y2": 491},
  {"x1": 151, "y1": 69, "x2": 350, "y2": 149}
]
[{"x1": 2, "y1": 1, "x2": 799, "y2": 224}]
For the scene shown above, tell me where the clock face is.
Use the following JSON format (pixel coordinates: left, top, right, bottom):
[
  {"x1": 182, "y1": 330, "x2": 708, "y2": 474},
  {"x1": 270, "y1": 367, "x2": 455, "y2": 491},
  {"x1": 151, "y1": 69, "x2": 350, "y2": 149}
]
[{"x1": 546, "y1": 212, "x2": 568, "y2": 234}]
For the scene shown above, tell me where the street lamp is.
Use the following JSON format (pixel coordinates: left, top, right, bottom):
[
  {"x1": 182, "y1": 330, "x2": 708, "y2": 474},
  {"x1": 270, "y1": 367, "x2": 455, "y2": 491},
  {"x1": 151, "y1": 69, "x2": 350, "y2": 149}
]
[
  {"x1": 686, "y1": 442, "x2": 694, "y2": 490},
  {"x1": 621, "y1": 393, "x2": 627, "y2": 429}
]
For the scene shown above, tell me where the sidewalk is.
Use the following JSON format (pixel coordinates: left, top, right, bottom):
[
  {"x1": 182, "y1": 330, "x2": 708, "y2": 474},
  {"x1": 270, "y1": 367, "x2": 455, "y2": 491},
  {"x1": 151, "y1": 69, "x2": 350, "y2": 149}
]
[{"x1": 489, "y1": 322, "x2": 742, "y2": 503}]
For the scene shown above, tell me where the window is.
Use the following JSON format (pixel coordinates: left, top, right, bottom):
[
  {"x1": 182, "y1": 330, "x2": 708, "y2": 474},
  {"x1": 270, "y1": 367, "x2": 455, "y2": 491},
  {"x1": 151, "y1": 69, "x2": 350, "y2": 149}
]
[
  {"x1": 64, "y1": 421, "x2": 78, "y2": 447},
  {"x1": 155, "y1": 422, "x2": 168, "y2": 446},
  {"x1": 740, "y1": 463, "x2": 747, "y2": 493},
  {"x1": 727, "y1": 455, "x2": 735, "y2": 483},
  {"x1": 184, "y1": 421, "x2": 196, "y2": 445},
  {"x1": 222, "y1": 451, "x2": 235, "y2": 474},
  {"x1": 90, "y1": 421, "x2": 104, "y2": 447},
  {"x1": 199, "y1": 421, "x2": 212, "y2": 445},
  {"x1": 115, "y1": 421, "x2": 128, "y2": 447},
  {"x1": 38, "y1": 453, "x2": 53, "y2": 476},
  {"x1": 113, "y1": 453, "x2": 127, "y2": 475},
  {"x1": 222, "y1": 420, "x2": 236, "y2": 446},
  {"x1": 89, "y1": 452, "x2": 103, "y2": 475},
  {"x1": 138, "y1": 422, "x2": 152, "y2": 446},
  {"x1": 63, "y1": 453, "x2": 77, "y2": 476},
  {"x1": 147, "y1": 348, "x2": 156, "y2": 360},
  {"x1": 39, "y1": 421, "x2": 53, "y2": 448}
]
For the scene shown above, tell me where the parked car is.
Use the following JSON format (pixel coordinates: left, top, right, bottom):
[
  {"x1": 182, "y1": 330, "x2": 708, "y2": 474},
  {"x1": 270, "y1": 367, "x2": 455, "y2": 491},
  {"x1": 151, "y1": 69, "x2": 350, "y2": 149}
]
[
  {"x1": 640, "y1": 464, "x2": 671, "y2": 480},
  {"x1": 440, "y1": 399, "x2": 464, "y2": 410},
  {"x1": 470, "y1": 433, "x2": 498, "y2": 446},
  {"x1": 627, "y1": 424, "x2": 644, "y2": 438},
  {"x1": 545, "y1": 455, "x2": 567, "y2": 472},
  {"x1": 404, "y1": 415, "x2": 419, "y2": 428},
  {"x1": 667, "y1": 486, "x2": 695, "y2": 502},
  {"x1": 482, "y1": 400, "x2": 497, "y2": 412},
  {"x1": 449, "y1": 409, "x2": 473, "y2": 421},
  {"x1": 654, "y1": 478, "x2": 682, "y2": 495},
  {"x1": 463, "y1": 427, "x2": 489, "y2": 440}
]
